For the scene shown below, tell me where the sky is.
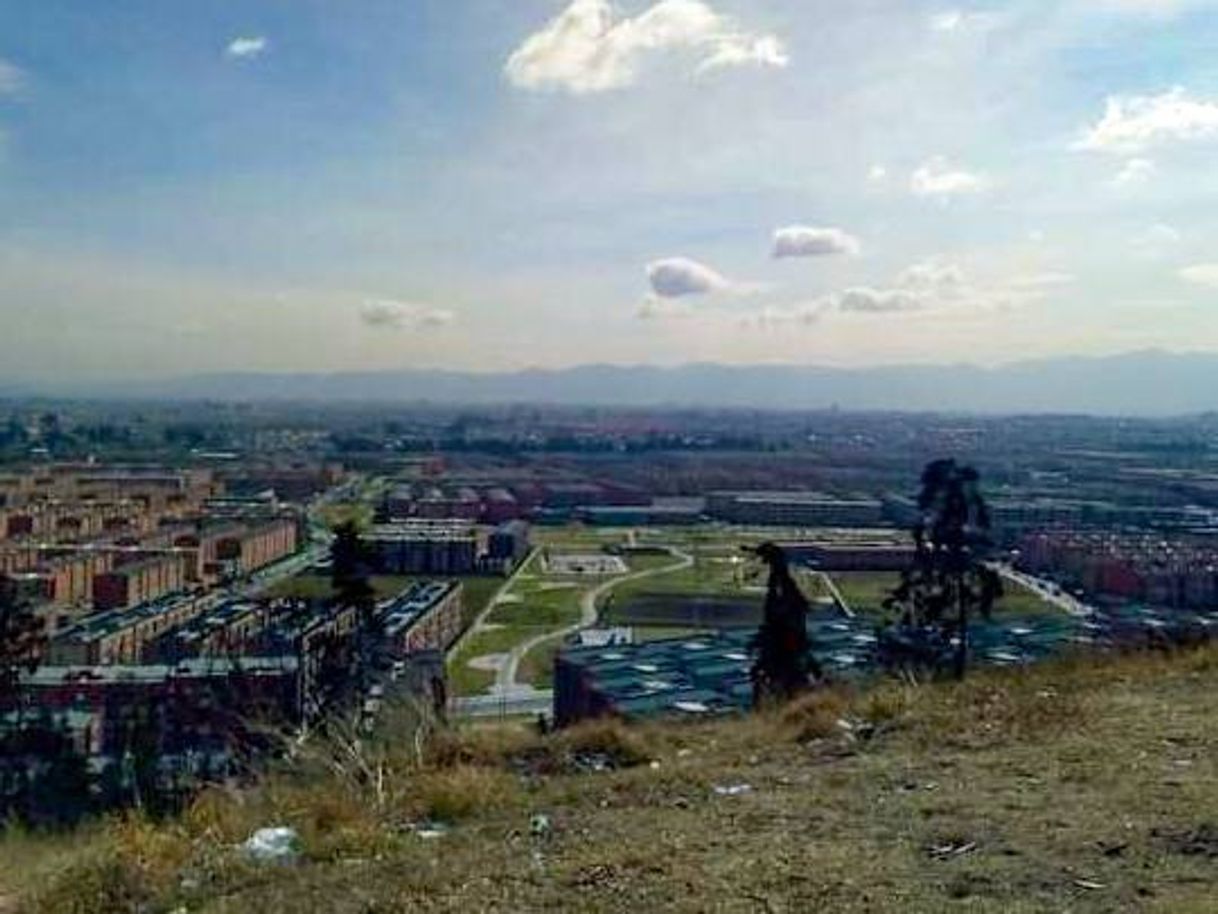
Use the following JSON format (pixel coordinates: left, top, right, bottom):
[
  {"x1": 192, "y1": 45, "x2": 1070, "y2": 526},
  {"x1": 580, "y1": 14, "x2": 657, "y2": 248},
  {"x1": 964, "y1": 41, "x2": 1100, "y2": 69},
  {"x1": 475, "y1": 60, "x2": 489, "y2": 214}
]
[{"x1": 2, "y1": 0, "x2": 1218, "y2": 381}]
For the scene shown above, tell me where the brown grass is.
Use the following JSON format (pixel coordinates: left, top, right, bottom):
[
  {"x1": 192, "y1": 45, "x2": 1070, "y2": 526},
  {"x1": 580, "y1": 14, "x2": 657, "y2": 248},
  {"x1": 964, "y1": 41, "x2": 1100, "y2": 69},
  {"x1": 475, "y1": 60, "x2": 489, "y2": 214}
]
[{"x1": 7, "y1": 645, "x2": 1218, "y2": 913}]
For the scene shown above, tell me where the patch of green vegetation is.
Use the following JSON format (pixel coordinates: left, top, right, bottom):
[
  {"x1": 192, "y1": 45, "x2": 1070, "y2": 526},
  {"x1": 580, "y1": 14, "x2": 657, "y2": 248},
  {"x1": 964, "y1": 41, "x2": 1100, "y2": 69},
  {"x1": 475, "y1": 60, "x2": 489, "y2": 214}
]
[{"x1": 317, "y1": 502, "x2": 374, "y2": 532}]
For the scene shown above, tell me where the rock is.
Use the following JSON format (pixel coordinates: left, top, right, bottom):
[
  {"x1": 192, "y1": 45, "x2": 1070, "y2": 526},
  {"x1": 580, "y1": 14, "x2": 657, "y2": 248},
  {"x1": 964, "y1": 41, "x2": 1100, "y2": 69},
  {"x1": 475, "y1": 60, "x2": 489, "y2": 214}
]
[{"x1": 241, "y1": 826, "x2": 301, "y2": 865}]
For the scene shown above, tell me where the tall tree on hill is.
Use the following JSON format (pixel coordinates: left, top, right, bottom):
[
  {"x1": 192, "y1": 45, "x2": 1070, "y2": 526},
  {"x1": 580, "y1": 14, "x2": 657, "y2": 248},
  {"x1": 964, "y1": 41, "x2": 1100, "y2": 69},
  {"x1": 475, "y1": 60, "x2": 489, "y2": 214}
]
[
  {"x1": 330, "y1": 521, "x2": 380, "y2": 690},
  {"x1": 750, "y1": 542, "x2": 822, "y2": 707},
  {"x1": 0, "y1": 584, "x2": 46, "y2": 717},
  {"x1": 883, "y1": 459, "x2": 1002, "y2": 680}
]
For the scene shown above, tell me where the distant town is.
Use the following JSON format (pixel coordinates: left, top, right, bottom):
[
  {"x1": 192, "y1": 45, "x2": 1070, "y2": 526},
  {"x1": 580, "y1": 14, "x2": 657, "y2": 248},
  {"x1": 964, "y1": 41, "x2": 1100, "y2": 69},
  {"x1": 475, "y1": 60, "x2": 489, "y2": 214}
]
[{"x1": 4, "y1": 400, "x2": 1218, "y2": 819}]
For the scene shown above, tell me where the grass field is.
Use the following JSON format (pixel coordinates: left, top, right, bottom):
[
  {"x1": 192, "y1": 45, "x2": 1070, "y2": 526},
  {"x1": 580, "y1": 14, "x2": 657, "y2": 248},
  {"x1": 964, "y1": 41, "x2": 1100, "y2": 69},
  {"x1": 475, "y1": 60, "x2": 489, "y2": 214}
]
[
  {"x1": 448, "y1": 551, "x2": 593, "y2": 696},
  {"x1": 10, "y1": 647, "x2": 1218, "y2": 913}
]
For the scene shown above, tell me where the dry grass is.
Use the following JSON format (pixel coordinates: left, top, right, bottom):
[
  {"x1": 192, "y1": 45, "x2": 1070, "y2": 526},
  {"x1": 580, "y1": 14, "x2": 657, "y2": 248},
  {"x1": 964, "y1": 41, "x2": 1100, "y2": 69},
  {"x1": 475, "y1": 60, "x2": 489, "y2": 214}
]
[{"x1": 6, "y1": 645, "x2": 1218, "y2": 912}]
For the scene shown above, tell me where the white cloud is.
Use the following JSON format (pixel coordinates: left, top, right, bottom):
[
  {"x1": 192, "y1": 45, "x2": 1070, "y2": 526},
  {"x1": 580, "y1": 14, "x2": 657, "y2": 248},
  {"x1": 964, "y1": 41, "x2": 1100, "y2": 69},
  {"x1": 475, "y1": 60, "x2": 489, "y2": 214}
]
[
  {"x1": 1133, "y1": 222, "x2": 1182, "y2": 253},
  {"x1": 836, "y1": 287, "x2": 924, "y2": 313},
  {"x1": 867, "y1": 164, "x2": 888, "y2": 183},
  {"x1": 824, "y1": 257, "x2": 1066, "y2": 317},
  {"x1": 910, "y1": 157, "x2": 989, "y2": 198},
  {"x1": 646, "y1": 256, "x2": 732, "y2": 297},
  {"x1": 928, "y1": 9, "x2": 1006, "y2": 33},
  {"x1": 1006, "y1": 272, "x2": 1076, "y2": 290},
  {"x1": 226, "y1": 36, "x2": 269, "y2": 59},
  {"x1": 504, "y1": 0, "x2": 788, "y2": 94},
  {"x1": 1179, "y1": 264, "x2": 1218, "y2": 288},
  {"x1": 359, "y1": 299, "x2": 455, "y2": 330},
  {"x1": 930, "y1": 10, "x2": 966, "y2": 31},
  {"x1": 0, "y1": 59, "x2": 24, "y2": 96},
  {"x1": 1074, "y1": 87, "x2": 1218, "y2": 154},
  {"x1": 772, "y1": 225, "x2": 861, "y2": 259},
  {"x1": 1112, "y1": 157, "x2": 1156, "y2": 187},
  {"x1": 898, "y1": 258, "x2": 968, "y2": 293}
]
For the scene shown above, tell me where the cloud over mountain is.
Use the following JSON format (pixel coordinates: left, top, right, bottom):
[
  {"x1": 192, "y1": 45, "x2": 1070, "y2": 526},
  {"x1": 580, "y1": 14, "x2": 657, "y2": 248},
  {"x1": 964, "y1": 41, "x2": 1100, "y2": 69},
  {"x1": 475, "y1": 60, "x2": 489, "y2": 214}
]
[
  {"x1": 646, "y1": 256, "x2": 733, "y2": 298},
  {"x1": 359, "y1": 299, "x2": 455, "y2": 330}
]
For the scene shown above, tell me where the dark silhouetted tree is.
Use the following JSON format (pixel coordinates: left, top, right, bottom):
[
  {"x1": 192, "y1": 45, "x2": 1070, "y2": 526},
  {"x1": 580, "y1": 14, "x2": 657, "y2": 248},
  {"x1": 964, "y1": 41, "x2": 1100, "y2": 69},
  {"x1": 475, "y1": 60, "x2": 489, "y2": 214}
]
[
  {"x1": 750, "y1": 542, "x2": 821, "y2": 706},
  {"x1": 0, "y1": 585, "x2": 45, "y2": 716},
  {"x1": 331, "y1": 521, "x2": 381, "y2": 690},
  {"x1": 882, "y1": 459, "x2": 1002, "y2": 680}
]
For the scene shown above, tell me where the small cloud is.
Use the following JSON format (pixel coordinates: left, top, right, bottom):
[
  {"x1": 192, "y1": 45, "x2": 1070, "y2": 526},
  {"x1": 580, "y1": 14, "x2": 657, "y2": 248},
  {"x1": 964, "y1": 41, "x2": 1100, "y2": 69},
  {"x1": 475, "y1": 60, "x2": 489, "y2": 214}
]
[
  {"x1": 1074, "y1": 87, "x2": 1218, "y2": 154},
  {"x1": 1111, "y1": 157, "x2": 1156, "y2": 187},
  {"x1": 898, "y1": 258, "x2": 967, "y2": 293},
  {"x1": 910, "y1": 156, "x2": 989, "y2": 198},
  {"x1": 1179, "y1": 264, "x2": 1218, "y2": 288},
  {"x1": 929, "y1": 9, "x2": 1007, "y2": 33},
  {"x1": 930, "y1": 10, "x2": 966, "y2": 31},
  {"x1": 0, "y1": 59, "x2": 24, "y2": 96},
  {"x1": 1006, "y1": 272, "x2": 1075, "y2": 290},
  {"x1": 1133, "y1": 222, "x2": 1182, "y2": 254},
  {"x1": 772, "y1": 226, "x2": 861, "y2": 259},
  {"x1": 646, "y1": 256, "x2": 733, "y2": 298},
  {"x1": 836, "y1": 286, "x2": 923, "y2": 313},
  {"x1": 226, "y1": 36, "x2": 269, "y2": 59},
  {"x1": 1027, "y1": 229, "x2": 1046, "y2": 243},
  {"x1": 867, "y1": 164, "x2": 888, "y2": 184},
  {"x1": 359, "y1": 299, "x2": 455, "y2": 330},
  {"x1": 504, "y1": 0, "x2": 788, "y2": 94}
]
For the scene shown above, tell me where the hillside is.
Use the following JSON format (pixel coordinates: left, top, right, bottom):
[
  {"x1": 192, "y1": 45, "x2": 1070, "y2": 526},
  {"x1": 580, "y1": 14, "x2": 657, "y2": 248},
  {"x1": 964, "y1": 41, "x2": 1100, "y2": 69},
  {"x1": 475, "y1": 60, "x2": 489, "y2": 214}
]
[{"x1": 4, "y1": 647, "x2": 1217, "y2": 913}]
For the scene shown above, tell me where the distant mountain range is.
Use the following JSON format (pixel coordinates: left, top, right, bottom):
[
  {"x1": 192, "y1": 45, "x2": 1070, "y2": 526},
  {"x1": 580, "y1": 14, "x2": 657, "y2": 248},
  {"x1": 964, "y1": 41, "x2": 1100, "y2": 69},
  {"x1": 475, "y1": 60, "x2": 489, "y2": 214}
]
[{"x1": 12, "y1": 350, "x2": 1218, "y2": 416}]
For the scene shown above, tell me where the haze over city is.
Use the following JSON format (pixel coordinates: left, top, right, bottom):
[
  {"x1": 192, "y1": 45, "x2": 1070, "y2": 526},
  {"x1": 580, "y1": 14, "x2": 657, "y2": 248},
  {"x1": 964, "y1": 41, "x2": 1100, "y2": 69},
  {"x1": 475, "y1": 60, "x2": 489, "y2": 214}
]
[{"x1": 3, "y1": 0, "x2": 1218, "y2": 387}]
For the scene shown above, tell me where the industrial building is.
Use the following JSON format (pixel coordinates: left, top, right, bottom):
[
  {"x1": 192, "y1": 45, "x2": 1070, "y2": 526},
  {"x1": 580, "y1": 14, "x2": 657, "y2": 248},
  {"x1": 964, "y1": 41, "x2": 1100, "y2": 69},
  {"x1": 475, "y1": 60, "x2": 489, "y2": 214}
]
[
  {"x1": 554, "y1": 605, "x2": 1218, "y2": 727},
  {"x1": 363, "y1": 520, "x2": 481, "y2": 574},
  {"x1": 380, "y1": 580, "x2": 465, "y2": 656},
  {"x1": 706, "y1": 491, "x2": 886, "y2": 528}
]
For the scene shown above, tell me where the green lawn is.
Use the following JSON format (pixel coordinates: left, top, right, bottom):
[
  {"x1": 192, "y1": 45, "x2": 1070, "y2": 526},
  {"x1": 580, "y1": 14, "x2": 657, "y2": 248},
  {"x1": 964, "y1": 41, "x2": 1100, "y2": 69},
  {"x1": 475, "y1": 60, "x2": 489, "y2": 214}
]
[{"x1": 826, "y1": 571, "x2": 1062, "y2": 618}]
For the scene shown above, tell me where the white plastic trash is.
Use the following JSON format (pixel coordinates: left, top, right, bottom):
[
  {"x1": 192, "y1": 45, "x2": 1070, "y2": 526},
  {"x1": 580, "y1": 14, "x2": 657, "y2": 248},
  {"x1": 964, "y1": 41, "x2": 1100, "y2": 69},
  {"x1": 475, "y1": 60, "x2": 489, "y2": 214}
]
[{"x1": 242, "y1": 826, "x2": 301, "y2": 865}]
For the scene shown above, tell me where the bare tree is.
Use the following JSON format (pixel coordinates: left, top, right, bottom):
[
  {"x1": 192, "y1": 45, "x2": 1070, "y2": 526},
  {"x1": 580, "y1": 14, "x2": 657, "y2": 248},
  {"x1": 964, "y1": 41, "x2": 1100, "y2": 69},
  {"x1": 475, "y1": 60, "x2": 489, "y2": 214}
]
[{"x1": 883, "y1": 459, "x2": 1002, "y2": 680}]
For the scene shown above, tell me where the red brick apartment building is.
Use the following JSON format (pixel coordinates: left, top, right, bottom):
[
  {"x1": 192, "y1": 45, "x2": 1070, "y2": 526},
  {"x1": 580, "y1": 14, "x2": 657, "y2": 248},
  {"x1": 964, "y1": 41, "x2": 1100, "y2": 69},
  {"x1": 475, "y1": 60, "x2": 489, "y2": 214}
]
[{"x1": 92, "y1": 554, "x2": 190, "y2": 611}]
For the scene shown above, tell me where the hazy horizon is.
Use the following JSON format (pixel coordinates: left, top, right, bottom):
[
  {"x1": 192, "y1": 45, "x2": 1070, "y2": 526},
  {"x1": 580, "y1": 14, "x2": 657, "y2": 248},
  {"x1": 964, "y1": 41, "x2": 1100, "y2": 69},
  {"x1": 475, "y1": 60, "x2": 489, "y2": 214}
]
[{"x1": 3, "y1": 2, "x2": 1218, "y2": 381}]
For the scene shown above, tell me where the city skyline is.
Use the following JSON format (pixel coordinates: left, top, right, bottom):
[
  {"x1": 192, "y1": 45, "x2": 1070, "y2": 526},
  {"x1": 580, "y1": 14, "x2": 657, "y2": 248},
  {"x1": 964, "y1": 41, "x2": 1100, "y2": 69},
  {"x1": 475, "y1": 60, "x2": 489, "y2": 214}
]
[{"x1": 2, "y1": 0, "x2": 1218, "y2": 380}]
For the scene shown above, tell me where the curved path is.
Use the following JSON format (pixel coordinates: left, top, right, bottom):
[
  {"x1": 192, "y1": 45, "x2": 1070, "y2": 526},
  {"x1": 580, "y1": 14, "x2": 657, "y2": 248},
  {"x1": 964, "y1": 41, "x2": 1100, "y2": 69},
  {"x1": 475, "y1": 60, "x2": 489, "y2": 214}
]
[{"x1": 494, "y1": 546, "x2": 694, "y2": 694}]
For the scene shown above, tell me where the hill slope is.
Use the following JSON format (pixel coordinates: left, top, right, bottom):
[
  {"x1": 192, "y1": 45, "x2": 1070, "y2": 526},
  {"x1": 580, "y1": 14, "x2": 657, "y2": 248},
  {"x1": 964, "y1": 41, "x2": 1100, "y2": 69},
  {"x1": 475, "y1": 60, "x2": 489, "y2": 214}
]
[{"x1": 4, "y1": 648, "x2": 1218, "y2": 913}]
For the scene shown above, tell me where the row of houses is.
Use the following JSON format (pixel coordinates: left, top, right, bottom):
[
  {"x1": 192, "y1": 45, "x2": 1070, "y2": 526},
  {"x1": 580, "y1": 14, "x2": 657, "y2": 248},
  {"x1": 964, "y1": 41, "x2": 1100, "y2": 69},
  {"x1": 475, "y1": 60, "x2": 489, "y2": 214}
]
[
  {"x1": 0, "y1": 516, "x2": 300, "y2": 621},
  {"x1": 1016, "y1": 531, "x2": 1218, "y2": 608}
]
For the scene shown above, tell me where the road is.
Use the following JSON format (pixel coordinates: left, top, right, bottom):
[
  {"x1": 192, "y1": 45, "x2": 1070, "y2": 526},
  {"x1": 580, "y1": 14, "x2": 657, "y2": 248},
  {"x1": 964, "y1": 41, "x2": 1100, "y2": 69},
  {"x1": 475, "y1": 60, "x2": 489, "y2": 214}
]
[
  {"x1": 812, "y1": 569, "x2": 855, "y2": 618},
  {"x1": 992, "y1": 563, "x2": 1094, "y2": 617},
  {"x1": 452, "y1": 690, "x2": 554, "y2": 719},
  {"x1": 493, "y1": 545, "x2": 694, "y2": 695}
]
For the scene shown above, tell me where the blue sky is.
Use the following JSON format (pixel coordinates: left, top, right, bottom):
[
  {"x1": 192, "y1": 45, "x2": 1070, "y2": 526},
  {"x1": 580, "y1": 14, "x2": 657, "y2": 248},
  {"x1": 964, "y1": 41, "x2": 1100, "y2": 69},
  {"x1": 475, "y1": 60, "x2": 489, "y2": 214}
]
[{"x1": 2, "y1": 0, "x2": 1218, "y2": 380}]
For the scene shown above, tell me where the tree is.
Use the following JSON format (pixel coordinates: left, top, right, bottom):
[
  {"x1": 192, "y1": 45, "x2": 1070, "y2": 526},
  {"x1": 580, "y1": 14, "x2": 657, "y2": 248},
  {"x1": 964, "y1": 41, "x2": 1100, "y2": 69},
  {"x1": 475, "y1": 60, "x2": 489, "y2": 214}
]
[
  {"x1": 330, "y1": 522, "x2": 380, "y2": 691},
  {"x1": 750, "y1": 542, "x2": 822, "y2": 707},
  {"x1": 0, "y1": 585, "x2": 45, "y2": 716},
  {"x1": 882, "y1": 459, "x2": 1002, "y2": 680}
]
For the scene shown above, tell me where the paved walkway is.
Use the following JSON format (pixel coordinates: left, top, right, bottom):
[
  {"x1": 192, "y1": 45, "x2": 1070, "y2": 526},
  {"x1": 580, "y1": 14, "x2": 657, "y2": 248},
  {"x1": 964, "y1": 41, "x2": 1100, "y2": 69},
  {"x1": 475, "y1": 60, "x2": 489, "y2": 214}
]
[
  {"x1": 992, "y1": 563, "x2": 1094, "y2": 617},
  {"x1": 495, "y1": 546, "x2": 694, "y2": 693}
]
